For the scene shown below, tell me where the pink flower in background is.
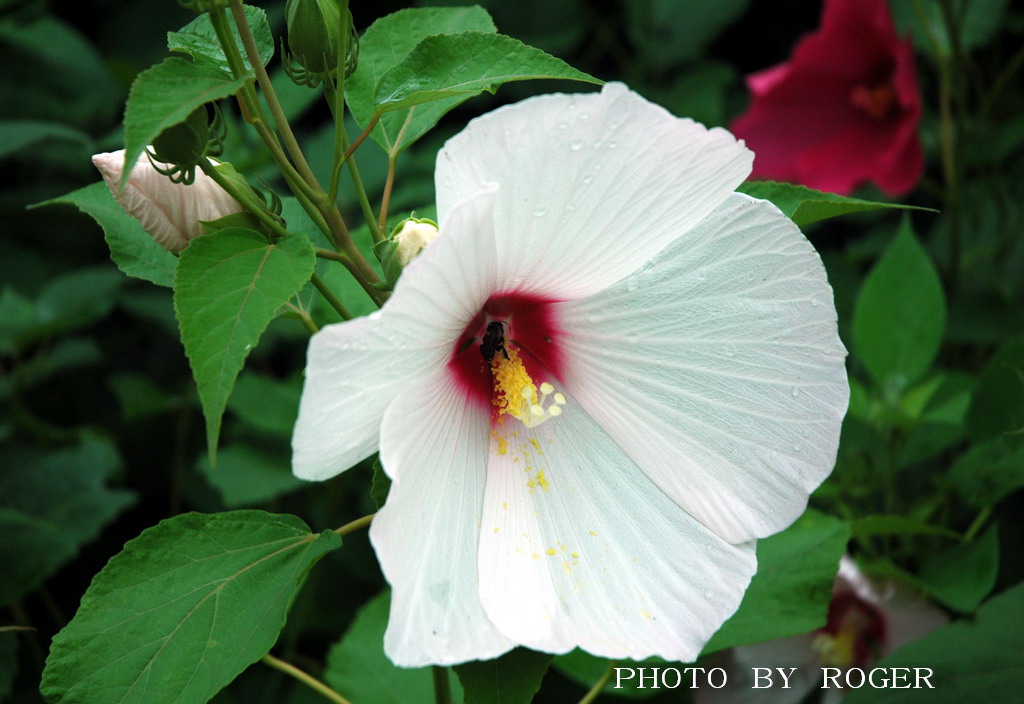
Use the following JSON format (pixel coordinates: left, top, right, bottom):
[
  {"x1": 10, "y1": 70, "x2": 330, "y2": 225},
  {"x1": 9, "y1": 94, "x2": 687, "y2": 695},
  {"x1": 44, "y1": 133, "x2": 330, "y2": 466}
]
[{"x1": 730, "y1": 0, "x2": 922, "y2": 196}]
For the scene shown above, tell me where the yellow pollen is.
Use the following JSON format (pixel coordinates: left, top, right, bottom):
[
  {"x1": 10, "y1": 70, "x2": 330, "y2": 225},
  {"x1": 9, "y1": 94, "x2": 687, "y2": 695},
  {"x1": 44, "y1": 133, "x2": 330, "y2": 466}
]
[
  {"x1": 536, "y1": 469, "x2": 550, "y2": 492},
  {"x1": 546, "y1": 548, "x2": 557, "y2": 555},
  {"x1": 490, "y1": 346, "x2": 566, "y2": 428}
]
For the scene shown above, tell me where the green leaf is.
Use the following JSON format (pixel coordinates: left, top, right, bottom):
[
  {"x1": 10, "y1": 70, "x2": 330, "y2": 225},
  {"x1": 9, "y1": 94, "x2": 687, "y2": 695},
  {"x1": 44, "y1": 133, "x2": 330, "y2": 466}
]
[
  {"x1": 0, "y1": 120, "x2": 91, "y2": 160},
  {"x1": 13, "y1": 337, "x2": 102, "y2": 390},
  {"x1": 174, "y1": 228, "x2": 315, "y2": 462},
  {"x1": 965, "y1": 336, "x2": 1024, "y2": 442},
  {"x1": 347, "y1": 6, "x2": 497, "y2": 153},
  {"x1": 198, "y1": 445, "x2": 306, "y2": 508},
  {"x1": 167, "y1": 5, "x2": 274, "y2": 74},
  {"x1": 0, "y1": 288, "x2": 37, "y2": 355},
  {"x1": 844, "y1": 580, "x2": 1024, "y2": 704},
  {"x1": 370, "y1": 456, "x2": 391, "y2": 510},
  {"x1": 122, "y1": 57, "x2": 248, "y2": 188},
  {"x1": 455, "y1": 648, "x2": 554, "y2": 704},
  {"x1": 227, "y1": 372, "x2": 302, "y2": 437},
  {"x1": 852, "y1": 219, "x2": 946, "y2": 387},
  {"x1": 0, "y1": 437, "x2": 135, "y2": 605},
  {"x1": 0, "y1": 266, "x2": 123, "y2": 352},
  {"x1": 850, "y1": 514, "x2": 960, "y2": 540},
  {"x1": 626, "y1": 0, "x2": 748, "y2": 67},
  {"x1": 893, "y1": 0, "x2": 1009, "y2": 58},
  {"x1": 738, "y1": 181, "x2": 933, "y2": 227},
  {"x1": 325, "y1": 591, "x2": 451, "y2": 704},
  {"x1": 948, "y1": 436, "x2": 1024, "y2": 508},
  {"x1": 919, "y1": 524, "x2": 999, "y2": 613},
  {"x1": 0, "y1": 16, "x2": 118, "y2": 127},
  {"x1": 703, "y1": 509, "x2": 850, "y2": 653},
  {"x1": 42, "y1": 511, "x2": 341, "y2": 704},
  {"x1": 109, "y1": 371, "x2": 178, "y2": 421},
  {"x1": 375, "y1": 31, "x2": 601, "y2": 114},
  {"x1": 34, "y1": 182, "x2": 178, "y2": 287}
]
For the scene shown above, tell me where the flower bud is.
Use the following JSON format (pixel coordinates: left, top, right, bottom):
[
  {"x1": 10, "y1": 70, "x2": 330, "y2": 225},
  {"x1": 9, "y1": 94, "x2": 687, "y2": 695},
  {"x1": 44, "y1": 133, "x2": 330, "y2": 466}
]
[
  {"x1": 393, "y1": 218, "x2": 439, "y2": 266},
  {"x1": 285, "y1": 0, "x2": 342, "y2": 74},
  {"x1": 151, "y1": 106, "x2": 209, "y2": 173},
  {"x1": 92, "y1": 149, "x2": 244, "y2": 253}
]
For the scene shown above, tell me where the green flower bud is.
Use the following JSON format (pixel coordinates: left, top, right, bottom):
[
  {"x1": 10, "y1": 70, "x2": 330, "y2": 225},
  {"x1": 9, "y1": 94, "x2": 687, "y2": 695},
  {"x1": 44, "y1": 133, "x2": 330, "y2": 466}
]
[
  {"x1": 285, "y1": 0, "x2": 342, "y2": 75},
  {"x1": 151, "y1": 106, "x2": 210, "y2": 172},
  {"x1": 374, "y1": 217, "x2": 439, "y2": 288}
]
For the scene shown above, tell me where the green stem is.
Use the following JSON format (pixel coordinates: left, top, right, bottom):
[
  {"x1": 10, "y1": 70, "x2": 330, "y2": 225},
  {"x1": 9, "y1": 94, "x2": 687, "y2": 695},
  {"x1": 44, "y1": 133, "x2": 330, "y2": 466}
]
[
  {"x1": 198, "y1": 160, "x2": 289, "y2": 240},
  {"x1": 229, "y1": 0, "x2": 366, "y2": 266},
  {"x1": 324, "y1": 80, "x2": 385, "y2": 245},
  {"x1": 910, "y1": 0, "x2": 960, "y2": 290},
  {"x1": 208, "y1": 7, "x2": 324, "y2": 222},
  {"x1": 261, "y1": 653, "x2": 353, "y2": 704},
  {"x1": 328, "y1": 0, "x2": 351, "y2": 204},
  {"x1": 433, "y1": 666, "x2": 452, "y2": 704},
  {"x1": 578, "y1": 661, "x2": 616, "y2": 704},
  {"x1": 285, "y1": 301, "x2": 320, "y2": 334},
  {"x1": 963, "y1": 506, "x2": 992, "y2": 543},
  {"x1": 229, "y1": 0, "x2": 321, "y2": 192},
  {"x1": 315, "y1": 248, "x2": 388, "y2": 306},
  {"x1": 379, "y1": 153, "x2": 397, "y2": 234},
  {"x1": 311, "y1": 273, "x2": 353, "y2": 320},
  {"x1": 335, "y1": 513, "x2": 374, "y2": 537}
]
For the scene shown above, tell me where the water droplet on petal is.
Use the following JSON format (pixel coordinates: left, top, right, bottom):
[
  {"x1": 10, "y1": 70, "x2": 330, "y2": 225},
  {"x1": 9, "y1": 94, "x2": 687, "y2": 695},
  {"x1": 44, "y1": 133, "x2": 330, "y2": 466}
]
[
  {"x1": 725, "y1": 344, "x2": 737, "y2": 357},
  {"x1": 570, "y1": 139, "x2": 583, "y2": 151},
  {"x1": 791, "y1": 387, "x2": 800, "y2": 397},
  {"x1": 626, "y1": 280, "x2": 639, "y2": 292},
  {"x1": 608, "y1": 140, "x2": 618, "y2": 149},
  {"x1": 582, "y1": 174, "x2": 594, "y2": 184},
  {"x1": 533, "y1": 207, "x2": 548, "y2": 218},
  {"x1": 557, "y1": 121, "x2": 568, "y2": 130}
]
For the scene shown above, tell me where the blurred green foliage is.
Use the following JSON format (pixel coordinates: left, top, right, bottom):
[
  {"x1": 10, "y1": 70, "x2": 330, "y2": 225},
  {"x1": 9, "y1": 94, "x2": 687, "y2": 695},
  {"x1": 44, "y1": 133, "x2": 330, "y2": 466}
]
[{"x1": 2, "y1": 0, "x2": 1024, "y2": 702}]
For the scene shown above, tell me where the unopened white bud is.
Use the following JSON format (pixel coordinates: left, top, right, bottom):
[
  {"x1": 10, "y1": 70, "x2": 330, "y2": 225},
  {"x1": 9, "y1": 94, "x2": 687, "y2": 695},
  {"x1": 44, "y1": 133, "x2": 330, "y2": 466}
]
[
  {"x1": 92, "y1": 149, "x2": 244, "y2": 253},
  {"x1": 394, "y1": 219, "x2": 440, "y2": 266}
]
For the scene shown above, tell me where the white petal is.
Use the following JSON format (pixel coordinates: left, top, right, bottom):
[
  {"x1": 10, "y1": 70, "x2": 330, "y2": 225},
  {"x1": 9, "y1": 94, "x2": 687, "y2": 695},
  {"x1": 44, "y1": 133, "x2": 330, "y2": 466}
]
[
  {"x1": 371, "y1": 368, "x2": 514, "y2": 667},
  {"x1": 435, "y1": 83, "x2": 752, "y2": 300},
  {"x1": 292, "y1": 188, "x2": 499, "y2": 480},
  {"x1": 556, "y1": 194, "x2": 849, "y2": 543},
  {"x1": 477, "y1": 387, "x2": 756, "y2": 661}
]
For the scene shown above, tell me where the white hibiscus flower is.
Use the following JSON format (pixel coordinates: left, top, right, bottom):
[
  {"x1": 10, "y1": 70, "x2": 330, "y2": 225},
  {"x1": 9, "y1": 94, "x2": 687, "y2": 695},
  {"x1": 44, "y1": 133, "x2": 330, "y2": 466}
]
[{"x1": 292, "y1": 83, "x2": 849, "y2": 667}]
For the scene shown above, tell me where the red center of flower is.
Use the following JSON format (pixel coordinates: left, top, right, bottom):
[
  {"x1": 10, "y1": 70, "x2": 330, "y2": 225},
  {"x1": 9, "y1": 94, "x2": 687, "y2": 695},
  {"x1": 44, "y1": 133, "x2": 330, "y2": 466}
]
[
  {"x1": 850, "y1": 79, "x2": 899, "y2": 120},
  {"x1": 448, "y1": 292, "x2": 565, "y2": 420}
]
